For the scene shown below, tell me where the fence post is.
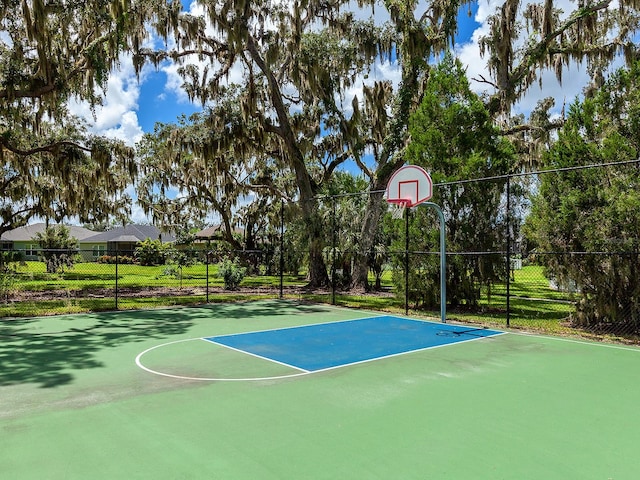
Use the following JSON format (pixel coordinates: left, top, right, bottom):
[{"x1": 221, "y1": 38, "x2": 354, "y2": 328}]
[
  {"x1": 206, "y1": 245, "x2": 210, "y2": 304},
  {"x1": 115, "y1": 247, "x2": 119, "y2": 310},
  {"x1": 420, "y1": 202, "x2": 447, "y2": 323},
  {"x1": 331, "y1": 197, "x2": 337, "y2": 305},
  {"x1": 506, "y1": 175, "x2": 511, "y2": 328}
]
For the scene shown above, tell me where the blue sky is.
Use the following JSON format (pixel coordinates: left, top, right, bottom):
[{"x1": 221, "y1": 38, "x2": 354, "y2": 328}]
[
  {"x1": 88, "y1": 0, "x2": 586, "y2": 147},
  {"x1": 68, "y1": 0, "x2": 594, "y2": 223},
  {"x1": 136, "y1": 70, "x2": 201, "y2": 132}
]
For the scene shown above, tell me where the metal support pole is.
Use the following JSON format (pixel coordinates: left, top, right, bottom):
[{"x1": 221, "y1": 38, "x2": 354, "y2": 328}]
[
  {"x1": 421, "y1": 202, "x2": 446, "y2": 323},
  {"x1": 506, "y1": 176, "x2": 511, "y2": 328},
  {"x1": 404, "y1": 207, "x2": 410, "y2": 316},
  {"x1": 115, "y1": 245, "x2": 119, "y2": 310}
]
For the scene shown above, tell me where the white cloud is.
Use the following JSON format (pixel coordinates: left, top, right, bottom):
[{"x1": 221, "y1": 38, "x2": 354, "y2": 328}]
[
  {"x1": 65, "y1": 56, "x2": 151, "y2": 224},
  {"x1": 68, "y1": 56, "x2": 144, "y2": 146},
  {"x1": 160, "y1": 61, "x2": 195, "y2": 105},
  {"x1": 129, "y1": 202, "x2": 151, "y2": 225},
  {"x1": 101, "y1": 111, "x2": 145, "y2": 145}
]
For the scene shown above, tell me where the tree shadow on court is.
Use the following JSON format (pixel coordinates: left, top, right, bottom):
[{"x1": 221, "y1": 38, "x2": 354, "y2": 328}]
[
  {"x1": 196, "y1": 299, "x2": 330, "y2": 320},
  {"x1": 0, "y1": 309, "x2": 197, "y2": 388},
  {"x1": 0, "y1": 300, "x2": 330, "y2": 388}
]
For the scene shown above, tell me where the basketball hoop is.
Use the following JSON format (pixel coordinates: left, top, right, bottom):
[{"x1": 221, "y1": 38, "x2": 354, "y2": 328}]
[
  {"x1": 386, "y1": 164, "x2": 446, "y2": 324},
  {"x1": 385, "y1": 165, "x2": 433, "y2": 208}
]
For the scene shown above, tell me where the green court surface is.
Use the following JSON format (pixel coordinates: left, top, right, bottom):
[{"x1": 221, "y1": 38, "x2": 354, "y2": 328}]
[{"x1": 1, "y1": 300, "x2": 639, "y2": 479}]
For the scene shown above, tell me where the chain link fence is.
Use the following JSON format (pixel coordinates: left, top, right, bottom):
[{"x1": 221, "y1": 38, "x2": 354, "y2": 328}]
[
  {"x1": 1, "y1": 244, "x2": 638, "y2": 341},
  {"x1": 2, "y1": 167, "x2": 638, "y2": 342}
]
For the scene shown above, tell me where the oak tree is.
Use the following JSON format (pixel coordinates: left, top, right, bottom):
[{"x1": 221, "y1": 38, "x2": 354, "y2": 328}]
[
  {"x1": 1, "y1": 0, "x2": 150, "y2": 235},
  {"x1": 135, "y1": 0, "x2": 392, "y2": 286}
]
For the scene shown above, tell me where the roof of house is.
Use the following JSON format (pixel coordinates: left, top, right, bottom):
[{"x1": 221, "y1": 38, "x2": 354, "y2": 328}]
[
  {"x1": 195, "y1": 225, "x2": 223, "y2": 238},
  {"x1": 0, "y1": 223, "x2": 96, "y2": 242},
  {"x1": 1, "y1": 223, "x2": 177, "y2": 244},
  {"x1": 195, "y1": 225, "x2": 243, "y2": 239},
  {"x1": 83, "y1": 225, "x2": 176, "y2": 243}
]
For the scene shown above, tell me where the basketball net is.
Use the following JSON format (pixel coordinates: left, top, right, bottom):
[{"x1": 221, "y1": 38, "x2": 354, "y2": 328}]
[{"x1": 388, "y1": 200, "x2": 409, "y2": 219}]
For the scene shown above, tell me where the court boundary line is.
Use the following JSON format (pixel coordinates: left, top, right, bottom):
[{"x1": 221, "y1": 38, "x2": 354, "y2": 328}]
[
  {"x1": 207, "y1": 312, "x2": 392, "y2": 339},
  {"x1": 207, "y1": 315, "x2": 504, "y2": 373},
  {"x1": 511, "y1": 331, "x2": 640, "y2": 353},
  {"x1": 135, "y1": 326, "x2": 506, "y2": 382},
  {"x1": 317, "y1": 302, "x2": 640, "y2": 354},
  {"x1": 283, "y1": 332, "x2": 506, "y2": 374},
  {"x1": 319, "y1": 302, "x2": 640, "y2": 354},
  {"x1": 206, "y1": 312, "x2": 480, "y2": 342}
]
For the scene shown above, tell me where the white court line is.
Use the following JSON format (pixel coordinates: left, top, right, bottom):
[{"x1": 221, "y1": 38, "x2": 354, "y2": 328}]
[
  {"x1": 135, "y1": 337, "x2": 311, "y2": 382},
  {"x1": 319, "y1": 300, "x2": 640, "y2": 353},
  {"x1": 208, "y1": 313, "x2": 390, "y2": 339},
  {"x1": 135, "y1": 328, "x2": 506, "y2": 382}
]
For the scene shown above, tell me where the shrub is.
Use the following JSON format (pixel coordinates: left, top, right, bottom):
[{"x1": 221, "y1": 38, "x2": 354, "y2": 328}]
[
  {"x1": 33, "y1": 225, "x2": 79, "y2": 274},
  {"x1": 135, "y1": 239, "x2": 171, "y2": 266},
  {"x1": 217, "y1": 258, "x2": 246, "y2": 290},
  {"x1": 0, "y1": 264, "x2": 17, "y2": 303},
  {"x1": 96, "y1": 255, "x2": 136, "y2": 264},
  {"x1": 97, "y1": 255, "x2": 111, "y2": 264}
]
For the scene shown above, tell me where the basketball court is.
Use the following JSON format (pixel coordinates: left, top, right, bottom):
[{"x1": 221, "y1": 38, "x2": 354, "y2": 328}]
[{"x1": 2, "y1": 299, "x2": 640, "y2": 479}]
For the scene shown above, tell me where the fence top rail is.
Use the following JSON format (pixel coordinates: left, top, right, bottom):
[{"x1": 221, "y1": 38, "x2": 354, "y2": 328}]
[{"x1": 312, "y1": 158, "x2": 640, "y2": 200}]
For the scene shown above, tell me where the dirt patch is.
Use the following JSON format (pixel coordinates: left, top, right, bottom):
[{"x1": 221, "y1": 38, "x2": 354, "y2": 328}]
[
  {"x1": 6, "y1": 286, "x2": 279, "y2": 302},
  {"x1": 5, "y1": 284, "x2": 400, "y2": 304}
]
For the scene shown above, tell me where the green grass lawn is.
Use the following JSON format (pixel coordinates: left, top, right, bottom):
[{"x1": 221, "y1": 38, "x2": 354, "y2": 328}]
[
  {"x1": 8, "y1": 261, "x2": 306, "y2": 291},
  {"x1": 11, "y1": 261, "x2": 215, "y2": 290},
  {"x1": 0, "y1": 261, "x2": 307, "y2": 317},
  {"x1": 492, "y1": 265, "x2": 577, "y2": 302}
]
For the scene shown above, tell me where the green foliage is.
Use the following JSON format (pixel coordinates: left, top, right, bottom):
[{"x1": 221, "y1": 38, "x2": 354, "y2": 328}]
[
  {"x1": 32, "y1": 225, "x2": 79, "y2": 274},
  {"x1": 276, "y1": 204, "x2": 307, "y2": 277},
  {"x1": 160, "y1": 265, "x2": 181, "y2": 279},
  {"x1": 0, "y1": 1, "x2": 138, "y2": 233},
  {"x1": 217, "y1": 258, "x2": 247, "y2": 290},
  {"x1": 401, "y1": 54, "x2": 516, "y2": 309},
  {"x1": 0, "y1": 262, "x2": 17, "y2": 303},
  {"x1": 97, "y1": 255, "x2": 136, "y2": 265},
  {"x1": 134, "y1": 239, "x2": 171, "y2": 266},
  {"x1": 161, "y1": 226, "x2": 203, "y2": 272},
  {"x1": 525, "y1": 62, "x2": 640, "y2": 331},
  {"x1": 0, "y1": 250, "x2": 24, "y2": 266}
]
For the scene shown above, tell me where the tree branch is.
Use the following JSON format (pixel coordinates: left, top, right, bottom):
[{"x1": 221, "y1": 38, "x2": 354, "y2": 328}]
[
  {"x1": 0, "y1": 139, "x2": 92, "y2": 156},
  {"x1": 499, "y1": 118, "x2": 564, "y2": 136}
]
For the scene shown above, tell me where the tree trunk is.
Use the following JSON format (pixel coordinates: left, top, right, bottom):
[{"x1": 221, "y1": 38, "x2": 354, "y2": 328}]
[
  {"x1": 350, "y1": 191, "x2": 385, "y2": 291},
  {"x1": 351, "y1": 156, "x2": 406, "y2": 291},
  {"x1": 307, "y1": 237, "x2": 330, "y2": 288},
  {"x1": 247, "y1": 36, "x2": 330, "y2": 287},
  {"x1": 300, "y1": 197, "x2": 330, "y2": 288}
]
